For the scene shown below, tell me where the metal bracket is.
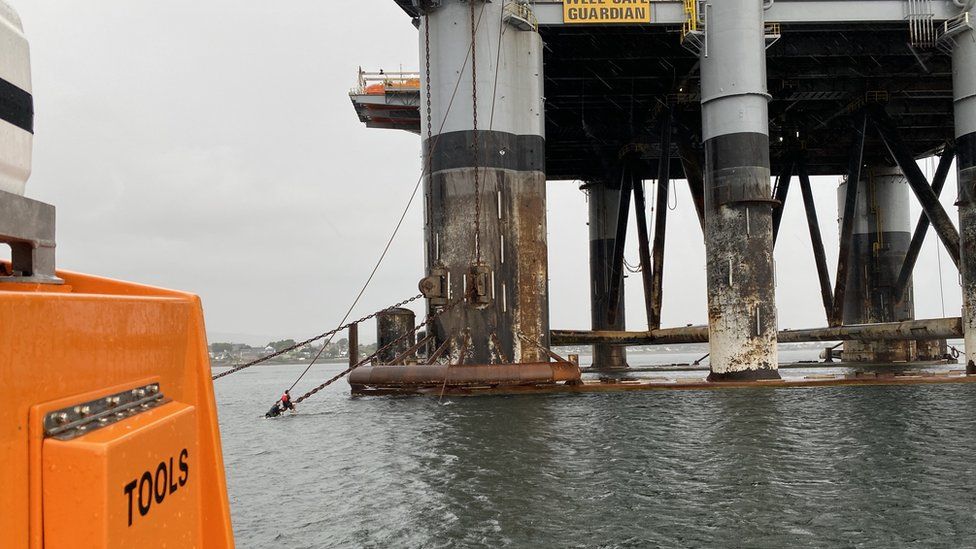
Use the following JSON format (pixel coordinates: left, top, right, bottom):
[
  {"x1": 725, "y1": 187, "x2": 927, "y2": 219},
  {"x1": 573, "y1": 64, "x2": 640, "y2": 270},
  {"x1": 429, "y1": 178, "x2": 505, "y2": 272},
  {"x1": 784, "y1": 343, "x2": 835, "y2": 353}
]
[
  {"x1": 44, "y1": 383, "x2": 167, "y2": 441},
  {"x1": 419, "y1": 266, "x2": 449, "y2": 306},
  {"x1": 503, "y1": 1, "x2": 538, "y2": 31},
  {"x1": 0, "y1": 189, "x2": 62, "y2": 284},
  {"x1": 936, "y1": 11, "x2": 974, "y2": 53},
  {"x1": 765, "y1": 22, "x2": 782, "y2": 49},
  {"x1": 905, "y1": 0, "x2": 938, "y2": 49},
  {"x1": 465, "y1": 263, "x2": 493, "y2": 306}
]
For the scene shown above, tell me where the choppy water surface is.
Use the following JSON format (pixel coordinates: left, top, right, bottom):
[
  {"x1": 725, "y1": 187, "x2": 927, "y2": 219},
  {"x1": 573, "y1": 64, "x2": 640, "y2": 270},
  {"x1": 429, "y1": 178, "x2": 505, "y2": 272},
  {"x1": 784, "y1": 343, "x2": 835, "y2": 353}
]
[{"x1": 215, "y1": 356, "x2": 976, "y2": 548}]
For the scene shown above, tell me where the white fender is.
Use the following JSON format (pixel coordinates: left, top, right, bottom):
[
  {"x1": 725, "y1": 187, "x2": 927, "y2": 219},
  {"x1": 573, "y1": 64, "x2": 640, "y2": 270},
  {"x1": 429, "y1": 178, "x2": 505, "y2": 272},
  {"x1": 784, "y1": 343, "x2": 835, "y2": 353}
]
[{"x1": 0, "y1": 0, "x2": 32, "y2": 196}]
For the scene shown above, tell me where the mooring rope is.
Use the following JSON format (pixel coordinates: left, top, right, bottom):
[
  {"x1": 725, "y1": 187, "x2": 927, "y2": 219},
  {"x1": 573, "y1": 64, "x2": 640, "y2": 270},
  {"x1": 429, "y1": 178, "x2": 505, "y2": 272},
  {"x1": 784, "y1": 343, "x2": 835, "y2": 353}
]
[{"x1": 211, "y1": 295, "x2": 422, "y2": 381}]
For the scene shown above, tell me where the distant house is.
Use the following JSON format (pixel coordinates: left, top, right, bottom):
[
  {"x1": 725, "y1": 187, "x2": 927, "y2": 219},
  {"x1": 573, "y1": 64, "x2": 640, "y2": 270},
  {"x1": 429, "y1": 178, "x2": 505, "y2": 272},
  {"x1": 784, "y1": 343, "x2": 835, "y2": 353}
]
[{"x1": 238, "y1": 348, "x2": 269, "y2": 361}]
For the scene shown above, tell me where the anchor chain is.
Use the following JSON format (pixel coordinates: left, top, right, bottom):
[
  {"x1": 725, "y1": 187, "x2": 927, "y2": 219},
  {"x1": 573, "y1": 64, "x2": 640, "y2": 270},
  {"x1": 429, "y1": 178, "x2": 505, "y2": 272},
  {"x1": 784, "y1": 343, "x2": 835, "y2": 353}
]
[
  {"x1": 470, "y1": 0, "x2": 482, "y2": 264},
  {"x1": 211, "y1": 294, "x2": 423, "y2": 381},
  {"x1": 293, "y1": 298, "x2": 461, "y2": 404},
  {"x1": 425, "y1": 9, "x2": 433, "y2": 166}
]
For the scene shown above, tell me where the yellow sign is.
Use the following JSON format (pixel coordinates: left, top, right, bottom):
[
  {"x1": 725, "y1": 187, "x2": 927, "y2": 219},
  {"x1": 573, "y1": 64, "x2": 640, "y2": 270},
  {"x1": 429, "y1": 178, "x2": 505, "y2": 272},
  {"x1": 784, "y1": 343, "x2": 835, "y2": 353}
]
[{"x1": 563, "y1": 0, "x2": 652, "y2": 24}]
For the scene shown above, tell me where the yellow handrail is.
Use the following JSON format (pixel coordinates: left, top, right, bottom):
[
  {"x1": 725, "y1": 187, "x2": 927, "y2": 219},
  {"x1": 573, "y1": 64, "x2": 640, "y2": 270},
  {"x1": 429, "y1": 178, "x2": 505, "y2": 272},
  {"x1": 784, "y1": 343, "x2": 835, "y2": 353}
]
[{"x1": 681, "y1": 0, "x2": 699, "y2": 41}]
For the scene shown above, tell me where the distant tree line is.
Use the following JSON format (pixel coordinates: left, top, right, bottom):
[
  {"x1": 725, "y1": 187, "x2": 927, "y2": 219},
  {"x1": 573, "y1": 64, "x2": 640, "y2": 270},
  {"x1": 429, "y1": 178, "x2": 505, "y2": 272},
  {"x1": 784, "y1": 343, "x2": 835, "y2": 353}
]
[{"x1": 208, "y1": 338, "x2": 376, "y2": 364}]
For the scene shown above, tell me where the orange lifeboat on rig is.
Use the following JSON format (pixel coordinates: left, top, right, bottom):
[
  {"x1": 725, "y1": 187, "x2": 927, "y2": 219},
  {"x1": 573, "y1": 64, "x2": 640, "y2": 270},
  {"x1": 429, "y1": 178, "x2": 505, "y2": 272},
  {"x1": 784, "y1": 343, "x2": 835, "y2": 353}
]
[{"x1": 349, "y1": 69, "x2": 421, "y2": 133}]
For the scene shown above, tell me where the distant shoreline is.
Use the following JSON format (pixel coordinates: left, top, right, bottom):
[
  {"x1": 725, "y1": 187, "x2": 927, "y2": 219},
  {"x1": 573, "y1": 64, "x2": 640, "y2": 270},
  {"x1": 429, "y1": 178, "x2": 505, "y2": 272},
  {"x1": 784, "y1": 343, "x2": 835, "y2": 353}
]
[{"x1": 210, "y1": 358, "x2": 349, "y2": 368}]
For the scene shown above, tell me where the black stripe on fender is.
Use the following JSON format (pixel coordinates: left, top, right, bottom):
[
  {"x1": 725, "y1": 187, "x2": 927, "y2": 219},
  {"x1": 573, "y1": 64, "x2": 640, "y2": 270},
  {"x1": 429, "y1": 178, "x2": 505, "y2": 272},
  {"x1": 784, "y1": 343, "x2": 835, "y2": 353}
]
[
  {"x1": 704, "y1": 132, "x2": 771, "y2": 206},
  {"x1": 705, "y1": 132, "x2": 770, "y2": 170},
  {"x1": 959, "y1": 132, "x2": 976, "y2": 170},
  {"x1": 0, "y1": 76, "x2": 33, "y2": 134},
  {"x1": 423, "y1": 130, "x2": 544, "y2": 173}
]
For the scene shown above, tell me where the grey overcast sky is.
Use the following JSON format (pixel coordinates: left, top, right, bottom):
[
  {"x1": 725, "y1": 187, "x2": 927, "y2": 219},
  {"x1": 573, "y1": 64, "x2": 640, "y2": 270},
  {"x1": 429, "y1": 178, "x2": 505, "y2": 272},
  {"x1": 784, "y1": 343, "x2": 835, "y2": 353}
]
[{"x1": 11, "y1": 1, "x2": 963, "y2": 345}]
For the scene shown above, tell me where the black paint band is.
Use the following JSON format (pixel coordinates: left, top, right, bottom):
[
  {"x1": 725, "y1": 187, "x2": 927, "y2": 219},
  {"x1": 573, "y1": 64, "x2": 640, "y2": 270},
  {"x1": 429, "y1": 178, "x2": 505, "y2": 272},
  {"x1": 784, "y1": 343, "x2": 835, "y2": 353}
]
[
  {"x1": 0, "y1": 76, "x2": 33, "y2": 134},
  {"x1": 705, "y1": 132, "x2": 771, "y2": 206},
  {"x1": 423, "y1": 130, "x2": 544, "y2": 173},
  {"x1": 705, "y1": 132, "x2": 770, "y2": 171},
  {"x1": 959, "y1": 132, "x2": 976, "y2": 171}
]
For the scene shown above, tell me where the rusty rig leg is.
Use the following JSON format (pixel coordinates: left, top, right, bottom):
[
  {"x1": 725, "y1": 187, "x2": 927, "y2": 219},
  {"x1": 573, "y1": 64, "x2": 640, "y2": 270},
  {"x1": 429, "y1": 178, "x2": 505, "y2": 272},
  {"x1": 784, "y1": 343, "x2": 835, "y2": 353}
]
[
  {"x1": 420, "y1": 1, "x2": 548, "y2": 364},
  {"x1": 836, "y1": 165, "x2": 916, "y2": 362},
  {"x1": 953, "y1": 14, "x2": 976, "y2": 374},
  {"x1": 585, "y1": 179, "x2": 629, "y2": 371},
  {"x1": 700, "y1": 0, "x2": 779, "y2": 381}
]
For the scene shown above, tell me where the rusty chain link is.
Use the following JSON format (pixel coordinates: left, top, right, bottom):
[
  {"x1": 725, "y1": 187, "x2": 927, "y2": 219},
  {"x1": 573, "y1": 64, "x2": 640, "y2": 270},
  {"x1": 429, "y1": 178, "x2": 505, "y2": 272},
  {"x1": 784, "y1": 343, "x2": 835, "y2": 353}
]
[
  {"x1": 211, "y1": 294, "x2": 423, "y2": 381},
  {"x1": 293, "y1": 298, "x2": 461, "y2": 404},
  {"x1": 470, "y1": 0, "x2": 482, "y2": 264},
  {"x1": 425, "y1": 11, "x2": 433, "y2": 158}
]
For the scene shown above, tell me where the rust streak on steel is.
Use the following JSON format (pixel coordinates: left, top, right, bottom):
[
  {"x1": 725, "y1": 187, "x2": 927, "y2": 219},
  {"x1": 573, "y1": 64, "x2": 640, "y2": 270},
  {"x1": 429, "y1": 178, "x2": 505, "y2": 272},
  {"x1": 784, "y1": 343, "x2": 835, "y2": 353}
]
[
  {"x1": 348, "y1": 322, "x2": 359, "y2": 370},
  {"x1": 354, "y1": 373, "x2": 976, "y2": 398},
  {"x1": 390, "y1": 333, "x2": 434, "y2": 365},
  {"x1": 893, "y1": 145, "x2": 956, "y2": 302},
  {"x1": 426, "y1": 337, "x2": 452, "y2": 364},
  {"x1": 551, "y1": 317, "x2": 963, "y2": 346},
  {"x1": 348, "y1": 361, "x2": 582, "y2": 392}
]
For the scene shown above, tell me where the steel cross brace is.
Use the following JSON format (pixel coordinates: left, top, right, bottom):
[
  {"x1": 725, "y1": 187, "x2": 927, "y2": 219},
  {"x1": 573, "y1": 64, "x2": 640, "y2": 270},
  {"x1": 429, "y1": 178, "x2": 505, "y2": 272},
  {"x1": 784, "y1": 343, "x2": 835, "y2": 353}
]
[
  {"x1": 872, "y1": 109, "x2": 961, "y2": 268},
  {"x1": 893, "y1": 145, "x2": 956, "y2": 302}
]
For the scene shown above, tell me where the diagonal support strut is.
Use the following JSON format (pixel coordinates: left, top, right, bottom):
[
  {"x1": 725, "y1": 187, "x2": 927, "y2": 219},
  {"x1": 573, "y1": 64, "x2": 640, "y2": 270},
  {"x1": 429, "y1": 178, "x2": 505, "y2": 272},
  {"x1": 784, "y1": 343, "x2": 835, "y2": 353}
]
[
  {"x1": 797, "y1": 158, "x2": 834, "y2": 322},
  {"x1": 606, "y1": 164, "x2": 633, "y2": 325},
  {"x1": 831, "y1": 113, "x2": 867, "y2": 327},
  {"x1": 771, "y1": 158, "x2": 794, "y2": 245},
  {"x1": 872, "y1": 110, "x2": 961, "y2": 268},
  {"x1": 649, "y1": 113, "x2": 672, "y2": 329},
  {"x1": 893, "y1": 145, "x2": 956, "y2": 302}
]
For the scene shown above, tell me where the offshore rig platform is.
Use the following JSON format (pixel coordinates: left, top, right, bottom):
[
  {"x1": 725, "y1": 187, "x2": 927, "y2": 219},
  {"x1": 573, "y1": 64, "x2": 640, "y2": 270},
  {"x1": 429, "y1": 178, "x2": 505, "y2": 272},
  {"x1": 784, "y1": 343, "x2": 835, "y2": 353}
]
[{"x1": 345, "y1": 0, "x2": 976, "y2": 391}]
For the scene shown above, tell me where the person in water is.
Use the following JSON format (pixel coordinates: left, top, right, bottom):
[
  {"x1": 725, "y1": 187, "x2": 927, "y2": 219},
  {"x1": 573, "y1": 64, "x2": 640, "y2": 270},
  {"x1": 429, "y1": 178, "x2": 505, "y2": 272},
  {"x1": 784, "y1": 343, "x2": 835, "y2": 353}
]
[
  {"x1": 265, "y1": 401, "x2": 282, "y2": 418},
  {"x1": 280, "y1": 390, "x2": 295, "y2": 412},
  {"x1": 265, "y1": 390, "x2": 295, "y2": 418}
]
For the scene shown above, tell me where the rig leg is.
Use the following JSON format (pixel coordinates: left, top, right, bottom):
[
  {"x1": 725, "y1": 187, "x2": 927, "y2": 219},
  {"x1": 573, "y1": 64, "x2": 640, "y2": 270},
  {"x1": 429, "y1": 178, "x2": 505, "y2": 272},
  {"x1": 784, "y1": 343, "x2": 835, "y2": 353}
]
[
  {"x1": 699, "y1": 0, "x2": 779, "y2": 381},
  {"x1": 837, "y1": 165, "x2": 918, "y2": 362},
  {"x1": 420, "y1": 1, "x2": 548, "y2": 364},
  {"x1": 954, "y1": 14, "x2": 976, "y2": 374},
  {"x1": 585, "y1": 179, "x2": 629, "y2": 370}
]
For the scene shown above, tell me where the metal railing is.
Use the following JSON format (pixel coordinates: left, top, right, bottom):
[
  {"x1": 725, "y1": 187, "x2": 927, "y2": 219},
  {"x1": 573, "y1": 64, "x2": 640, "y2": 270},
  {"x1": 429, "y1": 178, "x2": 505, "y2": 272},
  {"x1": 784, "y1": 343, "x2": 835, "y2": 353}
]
[
  {"x1": 503, "y1": 1, "x2": 538, "y2": 31},
  {"x1": 352, "y1": 68, "x2": 421, "y2": 96}
]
